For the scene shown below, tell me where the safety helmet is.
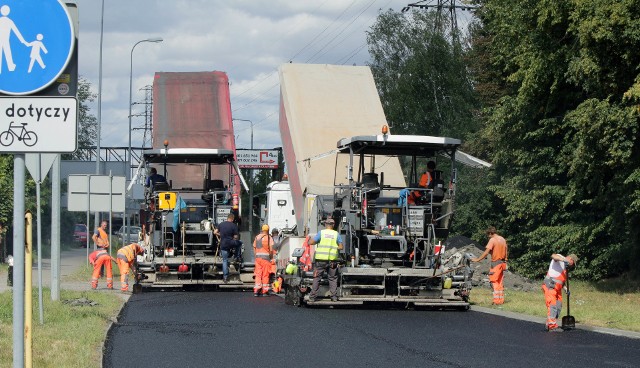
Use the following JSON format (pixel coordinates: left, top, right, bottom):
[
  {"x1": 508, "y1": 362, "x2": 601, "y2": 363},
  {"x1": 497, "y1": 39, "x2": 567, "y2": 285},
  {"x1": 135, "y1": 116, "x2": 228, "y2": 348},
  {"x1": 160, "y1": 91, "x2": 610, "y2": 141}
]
[
  {"x1": 261, "y1": 224, "x2": 269, "y2": 232},
  {"x1": 285, "y1": 263, "x2": 298, "y2": 275}
]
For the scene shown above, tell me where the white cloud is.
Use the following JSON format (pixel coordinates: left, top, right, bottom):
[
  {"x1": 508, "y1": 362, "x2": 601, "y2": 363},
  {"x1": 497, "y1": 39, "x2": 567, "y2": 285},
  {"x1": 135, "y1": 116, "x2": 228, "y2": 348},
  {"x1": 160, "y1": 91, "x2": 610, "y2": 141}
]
[{"x1": 74, "y1": 0, "x2": 406, "y2": 150}]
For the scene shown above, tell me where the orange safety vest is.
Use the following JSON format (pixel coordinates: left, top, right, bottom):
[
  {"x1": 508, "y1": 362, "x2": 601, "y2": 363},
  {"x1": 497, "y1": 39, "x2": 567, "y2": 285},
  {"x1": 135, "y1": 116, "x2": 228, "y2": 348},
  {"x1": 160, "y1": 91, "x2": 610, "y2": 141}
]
[
  {"x1": 94, "y1": 228, "x2": 109, "y2": 249},
  {"x1": 89, "y1": 250, "x2": 108, "y2": 265},
  {"x1": 419, "y1": 171, "x2": 433, "y2": 188},
  {"x1": 253, "y1": 233, "x2": 273, "y2": 260},
  {"x1": 117, "y1": 244, "x2": 142, "y2": 263},
  {"x1": 299, "y1": 236, "x2": 313, "y2": 271}
]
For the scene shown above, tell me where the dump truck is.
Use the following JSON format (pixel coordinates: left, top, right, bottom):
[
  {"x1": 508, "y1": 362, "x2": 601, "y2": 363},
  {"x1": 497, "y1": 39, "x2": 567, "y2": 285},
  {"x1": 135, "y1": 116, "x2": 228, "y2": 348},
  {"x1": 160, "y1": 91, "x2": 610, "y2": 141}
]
[
  {"x1": 273, "y1": 64, "x2": 482, "y2": 308},
  {"x1": 134, "y1": 72, "x2": 253, "y2": 289}
]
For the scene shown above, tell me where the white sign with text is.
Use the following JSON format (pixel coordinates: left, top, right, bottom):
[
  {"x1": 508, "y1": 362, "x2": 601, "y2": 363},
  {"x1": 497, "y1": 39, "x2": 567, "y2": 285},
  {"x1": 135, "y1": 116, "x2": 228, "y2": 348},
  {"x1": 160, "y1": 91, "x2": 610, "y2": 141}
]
[{"x1": 0, "y1": 97, "x2": 77, "y2": 152}]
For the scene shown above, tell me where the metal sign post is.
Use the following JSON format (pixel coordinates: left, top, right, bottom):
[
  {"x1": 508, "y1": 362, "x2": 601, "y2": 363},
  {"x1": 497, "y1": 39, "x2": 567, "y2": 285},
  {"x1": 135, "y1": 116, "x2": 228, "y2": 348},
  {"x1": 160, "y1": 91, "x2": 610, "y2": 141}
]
[
  {"x1": 0, "y1": 2, "x2": 77, "y2": 365},
  {"x1": 25, "y1": 154, "x2": 55, "y2": 324}
]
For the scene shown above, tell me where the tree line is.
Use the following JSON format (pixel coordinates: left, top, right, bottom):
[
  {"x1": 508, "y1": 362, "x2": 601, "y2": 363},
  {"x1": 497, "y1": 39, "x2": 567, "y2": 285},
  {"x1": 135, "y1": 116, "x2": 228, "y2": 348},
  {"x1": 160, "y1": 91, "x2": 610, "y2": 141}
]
[{"x1": 367, "y1": 1, "x2": 640, "y2": 280}]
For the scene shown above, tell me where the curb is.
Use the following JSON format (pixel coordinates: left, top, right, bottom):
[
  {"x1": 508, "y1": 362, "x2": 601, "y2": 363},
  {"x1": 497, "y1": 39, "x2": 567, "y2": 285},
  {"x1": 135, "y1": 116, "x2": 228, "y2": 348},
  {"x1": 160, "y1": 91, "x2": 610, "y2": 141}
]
[
  {"x1": 471, "y1": 305, "x2": 640, "y2": 339},
  {"x1": 101, "y1": 292, "x2": 131, "y2": 368}
]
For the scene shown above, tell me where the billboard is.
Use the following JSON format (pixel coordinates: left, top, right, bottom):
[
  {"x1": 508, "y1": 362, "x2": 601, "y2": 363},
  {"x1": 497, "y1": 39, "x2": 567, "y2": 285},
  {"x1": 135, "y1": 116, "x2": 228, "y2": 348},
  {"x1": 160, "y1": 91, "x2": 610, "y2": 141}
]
[{"x1": 236, "y1": 149, "x2": 279, "y2": 169}]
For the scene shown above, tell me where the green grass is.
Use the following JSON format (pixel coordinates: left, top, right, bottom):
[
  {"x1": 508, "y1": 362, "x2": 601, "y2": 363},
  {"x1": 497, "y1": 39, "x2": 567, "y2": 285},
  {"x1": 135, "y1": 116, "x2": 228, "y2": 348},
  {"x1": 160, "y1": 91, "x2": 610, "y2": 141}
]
[
  {"x1": 0, "y1": 288, "x2": 123, "y2": 368},
  {"x1": 471, "y1": 279, "x2": 640, "y2": 332}
]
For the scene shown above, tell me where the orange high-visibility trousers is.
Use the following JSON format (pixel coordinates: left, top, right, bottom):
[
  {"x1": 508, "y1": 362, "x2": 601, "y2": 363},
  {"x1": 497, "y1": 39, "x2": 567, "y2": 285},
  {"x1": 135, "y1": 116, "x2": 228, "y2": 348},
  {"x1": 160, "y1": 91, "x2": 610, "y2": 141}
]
[
  {"x1": 91, "y1": 254, "x2": 113, "y2": 289},
  {"x1": 117, "y1": 258, "x2": 132, "y2": 291},
  {"x1": 253, "y1": 258, "x2": 271, "y2": 295},
  {"x1": 489, "y1": 263, "x2": 506, "y2": 304},
  {"x1": 542, "y1": 282, "x2": 563, "y2": 330}
]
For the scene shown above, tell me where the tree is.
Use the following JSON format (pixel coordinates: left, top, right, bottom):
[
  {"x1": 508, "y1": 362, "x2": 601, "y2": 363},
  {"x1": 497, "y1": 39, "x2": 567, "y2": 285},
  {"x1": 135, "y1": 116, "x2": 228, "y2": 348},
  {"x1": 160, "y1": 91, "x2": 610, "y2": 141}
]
[
  {"x1": 68, "y1": 77, "x2": 98, "y2": 160},
  {"x1": 468, "y1": 0, "x2": 640, "y2": 279},
  {"x1": 367, "y1": 9, "x2": 479, "y2": 140}
]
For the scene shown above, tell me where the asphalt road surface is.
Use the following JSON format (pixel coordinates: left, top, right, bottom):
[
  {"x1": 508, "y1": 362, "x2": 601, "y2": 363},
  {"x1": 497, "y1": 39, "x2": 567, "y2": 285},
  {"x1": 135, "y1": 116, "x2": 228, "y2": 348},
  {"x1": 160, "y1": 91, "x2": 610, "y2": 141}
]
[{"x1": 104, "y1": 291, "x2": 640, "y2": 368}]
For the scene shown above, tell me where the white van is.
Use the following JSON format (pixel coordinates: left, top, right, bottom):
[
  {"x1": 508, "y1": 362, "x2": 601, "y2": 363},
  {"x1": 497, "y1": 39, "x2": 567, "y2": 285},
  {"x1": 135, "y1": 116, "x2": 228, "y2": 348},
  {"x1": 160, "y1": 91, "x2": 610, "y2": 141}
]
[{"x1": 259, "y1": 181, "x2": 296, "y2": 235}]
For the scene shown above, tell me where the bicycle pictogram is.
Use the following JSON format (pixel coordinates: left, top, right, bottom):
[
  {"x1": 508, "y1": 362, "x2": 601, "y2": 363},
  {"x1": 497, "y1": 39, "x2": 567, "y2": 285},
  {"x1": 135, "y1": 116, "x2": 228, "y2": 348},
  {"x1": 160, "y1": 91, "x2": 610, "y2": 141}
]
[{"x1": 0, "y1": 121, "x2": 38, "y2": 147}]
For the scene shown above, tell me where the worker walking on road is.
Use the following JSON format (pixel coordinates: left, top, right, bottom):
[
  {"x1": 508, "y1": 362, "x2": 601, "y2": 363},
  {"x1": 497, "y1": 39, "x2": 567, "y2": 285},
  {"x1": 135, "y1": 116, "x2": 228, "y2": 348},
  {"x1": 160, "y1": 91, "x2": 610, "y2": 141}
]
[
  {"x1": 472, "y1": 226, "x2": 508, "y2": 305},
  {"x1": 542, "y1": 253, "x2": 578, "y2": 332},
  {"x1": 116, "y1": 243, "x2": 145, "y2": 292},
  {"x1": 308, "y1": 218, "x2": 344, "y2": 302},
  {"x1": 89, "y1": 250, "x2": 113, "y2": 290},
  {"x1": 253, "y1": 224, "x2": 274, "y2": 297}
]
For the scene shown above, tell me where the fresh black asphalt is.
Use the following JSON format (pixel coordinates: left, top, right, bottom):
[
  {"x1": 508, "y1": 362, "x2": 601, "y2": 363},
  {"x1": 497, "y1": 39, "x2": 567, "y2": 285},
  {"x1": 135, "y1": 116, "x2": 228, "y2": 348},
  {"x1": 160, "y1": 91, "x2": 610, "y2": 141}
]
[{"x1": 104, "y1": 291, "x2": 640, "y2": 368}]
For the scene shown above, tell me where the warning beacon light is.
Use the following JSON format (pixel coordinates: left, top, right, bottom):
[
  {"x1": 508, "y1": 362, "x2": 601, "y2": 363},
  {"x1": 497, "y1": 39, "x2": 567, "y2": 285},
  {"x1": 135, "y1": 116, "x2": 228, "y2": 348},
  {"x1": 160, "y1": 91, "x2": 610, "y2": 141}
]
[{"x1": 381, "y1": 125, "x2": 389, "y2": 135}]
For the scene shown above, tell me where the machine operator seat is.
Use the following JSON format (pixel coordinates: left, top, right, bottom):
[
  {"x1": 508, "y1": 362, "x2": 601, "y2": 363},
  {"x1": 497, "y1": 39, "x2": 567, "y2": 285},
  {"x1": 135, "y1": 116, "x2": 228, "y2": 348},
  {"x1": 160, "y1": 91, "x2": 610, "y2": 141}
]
[
  {"x1": 362, "y1": 172, "x2": 381, "y2": 200},
  {"x1": 202, "y1": 179, "x2": 228, "y2": 204},
  {"x1": 152, "y1": 182, "x2": 170, "y2": 192},
  {"x1": 429, "y1": 170, "x2": 445, "y2": 203}
]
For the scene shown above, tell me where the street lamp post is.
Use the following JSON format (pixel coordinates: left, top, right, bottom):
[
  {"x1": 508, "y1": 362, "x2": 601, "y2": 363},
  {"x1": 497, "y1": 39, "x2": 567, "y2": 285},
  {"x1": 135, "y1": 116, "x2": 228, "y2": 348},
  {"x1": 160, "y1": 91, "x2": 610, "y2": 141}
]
[
  {"x1": 232, "y1": 118, "x2": 253, "y2": 239},
  {"x1": 127, "y1": 37, "x2": 162, "y2": 239}
]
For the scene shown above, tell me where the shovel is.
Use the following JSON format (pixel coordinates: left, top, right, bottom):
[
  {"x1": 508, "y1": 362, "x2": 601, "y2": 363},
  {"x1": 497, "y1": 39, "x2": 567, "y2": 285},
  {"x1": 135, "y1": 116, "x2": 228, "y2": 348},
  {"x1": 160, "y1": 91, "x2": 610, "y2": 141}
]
[{"x1": 561, "y1": 269, "x2": 576, "y2": 330}]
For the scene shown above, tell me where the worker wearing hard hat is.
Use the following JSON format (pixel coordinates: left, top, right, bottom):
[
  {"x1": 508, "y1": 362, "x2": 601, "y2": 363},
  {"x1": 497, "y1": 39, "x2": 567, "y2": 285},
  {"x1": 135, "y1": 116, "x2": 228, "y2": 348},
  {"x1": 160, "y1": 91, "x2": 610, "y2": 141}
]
[
  {"x1": 308, "y1": 218, "x2": 344, "y2": 302},
  {"x1": 471, "y1": 226, "x2": 508, "y2": 305},
  {"x1": 253, "y1": 224, "x2": 275, "y2": 297},
  {"x1": 89, "y1": 249, "x2": 113, "y2": 290},
  {"x1": 542, "y1": 253, "x2": 578, "y2": 332},
  {"x1": 116, "y1": 243, "x2": 145, "y2": 292}
]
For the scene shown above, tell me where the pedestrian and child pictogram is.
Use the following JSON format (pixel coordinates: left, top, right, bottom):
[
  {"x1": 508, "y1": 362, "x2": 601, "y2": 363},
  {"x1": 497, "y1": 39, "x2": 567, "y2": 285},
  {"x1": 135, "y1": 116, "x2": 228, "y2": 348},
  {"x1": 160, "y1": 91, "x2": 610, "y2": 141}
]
[{"x1": 0, "y1": 0, "x2": 74, "y2": 95}]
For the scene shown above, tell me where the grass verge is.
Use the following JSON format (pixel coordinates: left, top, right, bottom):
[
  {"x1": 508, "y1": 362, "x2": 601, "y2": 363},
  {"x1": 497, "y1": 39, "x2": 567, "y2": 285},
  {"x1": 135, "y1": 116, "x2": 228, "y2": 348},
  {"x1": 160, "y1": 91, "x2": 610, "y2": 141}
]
[
  {"x1": 0, "y1": 288, "x2": 123, "y2": 368},
  {"x1": 471, "y1": 279, "x2": 640, "y2": 332}
]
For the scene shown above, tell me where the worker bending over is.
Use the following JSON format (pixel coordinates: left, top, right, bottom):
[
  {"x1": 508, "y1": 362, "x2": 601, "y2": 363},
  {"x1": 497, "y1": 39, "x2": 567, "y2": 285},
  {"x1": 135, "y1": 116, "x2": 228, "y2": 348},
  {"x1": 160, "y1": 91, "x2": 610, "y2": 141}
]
[
  {"x1": 472, "y1": 226, "x2": 508, "y2": 305},
  {"x1": 542, "y1": 253, "x2": 578, "y2": 332},
  {"x1": 89, "y1": 250, "x2": 113, "y2": 290},
  {"x1": 253, "y1": 224, "x2": 275, "y2": 297},
  {"x1": 116, "y1": 243, "x2": 145, "y2": 292},
  {"x1": 308, "y1": 218, "x2": 344, "y2": 302}
]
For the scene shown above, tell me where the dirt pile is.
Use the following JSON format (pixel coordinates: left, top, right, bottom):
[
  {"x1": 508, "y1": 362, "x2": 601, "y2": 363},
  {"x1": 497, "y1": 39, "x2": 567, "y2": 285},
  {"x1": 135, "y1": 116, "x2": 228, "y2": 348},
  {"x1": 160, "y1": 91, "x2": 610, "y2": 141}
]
[
  {"x1": 444, "y1": 235, "x2": 539, "y2": 292},
  {"x1": 63, "y1": 297, "x2": 99, "y2": 307}
]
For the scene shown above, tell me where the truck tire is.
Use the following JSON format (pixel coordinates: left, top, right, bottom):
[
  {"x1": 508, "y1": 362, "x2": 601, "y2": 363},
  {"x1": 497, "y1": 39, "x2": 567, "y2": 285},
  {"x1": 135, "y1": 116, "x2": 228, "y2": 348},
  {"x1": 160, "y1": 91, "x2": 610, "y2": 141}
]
[{"x1": 284, "y1": 285, "x2": 302, "y2": 307}]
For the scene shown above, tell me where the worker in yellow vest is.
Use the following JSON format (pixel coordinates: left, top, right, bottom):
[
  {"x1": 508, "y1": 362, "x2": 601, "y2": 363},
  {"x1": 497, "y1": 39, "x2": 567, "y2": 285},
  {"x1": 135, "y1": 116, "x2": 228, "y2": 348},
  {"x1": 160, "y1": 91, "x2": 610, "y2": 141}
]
[{"x1": 308, "y1": 218, "x2": 344, "y2": 302}]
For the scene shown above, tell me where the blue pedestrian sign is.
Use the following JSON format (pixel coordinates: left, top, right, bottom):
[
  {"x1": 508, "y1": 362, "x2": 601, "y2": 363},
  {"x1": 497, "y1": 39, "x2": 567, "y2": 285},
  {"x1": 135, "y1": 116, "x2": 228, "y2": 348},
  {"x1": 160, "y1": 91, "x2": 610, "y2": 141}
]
[{"x1": 0, "y1": 0, "x2": 74, "y2": 95}]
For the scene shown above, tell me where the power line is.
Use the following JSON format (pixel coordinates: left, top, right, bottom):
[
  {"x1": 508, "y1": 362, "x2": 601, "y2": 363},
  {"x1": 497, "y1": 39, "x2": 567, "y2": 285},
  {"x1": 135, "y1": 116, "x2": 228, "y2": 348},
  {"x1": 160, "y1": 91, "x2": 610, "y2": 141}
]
[
  {"x1": 232, "y1": 0, "x2": 351, "y2": 101},
  {"x1": 306, "y1": 0, "x2": 377, "y2": 63}
]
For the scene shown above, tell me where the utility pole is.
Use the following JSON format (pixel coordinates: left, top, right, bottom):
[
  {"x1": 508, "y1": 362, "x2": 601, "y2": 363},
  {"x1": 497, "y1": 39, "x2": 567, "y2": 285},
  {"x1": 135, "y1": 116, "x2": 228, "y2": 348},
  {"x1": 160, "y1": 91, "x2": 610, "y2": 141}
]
[{"x1": 402, "y1": 0, "x2": 479, "y2": 38}]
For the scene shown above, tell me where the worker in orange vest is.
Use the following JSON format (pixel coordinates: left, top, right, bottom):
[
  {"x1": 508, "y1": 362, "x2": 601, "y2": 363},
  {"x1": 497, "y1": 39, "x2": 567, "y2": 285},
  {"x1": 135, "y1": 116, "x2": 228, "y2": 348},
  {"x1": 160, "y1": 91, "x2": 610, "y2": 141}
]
[
  {"x1": 92, "y1": 220, "x2": 110, "y2": 250},
  {"x1": 411, "y1": 160, "x2": 436, "y2": 203},
  {"x1": 253, "y1": 224, "x2": 274, "y2": 297},
  {"x1": 472, "y1": 226, "x2": 508, "y2": 305},
  {"x1": 89, "y1": 250, "x2": 113, "y2": 290},
  {"x1": 116, "y1": 243, "x2": 145, "y2": 292},
  {"x1": 542, "y1": 253, "x2": 578, "y2": 332}
]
